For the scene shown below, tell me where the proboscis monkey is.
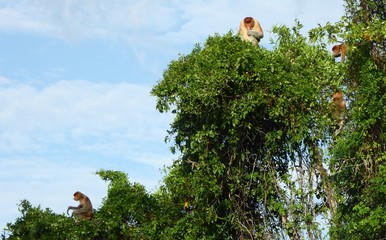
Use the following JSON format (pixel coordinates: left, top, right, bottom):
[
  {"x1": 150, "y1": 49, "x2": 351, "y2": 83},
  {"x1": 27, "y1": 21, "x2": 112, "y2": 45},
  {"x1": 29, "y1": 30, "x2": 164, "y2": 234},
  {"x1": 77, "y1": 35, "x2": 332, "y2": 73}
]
[
  {"x1": 67, "y1": 191, "x2": 93, "y2": 220},
  {"x1": 239, "y1": 17, "x2": 264, "y2": 46},
  {"x1": 333, "y1": 90, "x2": 347, "y2": 135},
  {"x1": 332, "y1": 44, "x2": 347, "y2": 62}
]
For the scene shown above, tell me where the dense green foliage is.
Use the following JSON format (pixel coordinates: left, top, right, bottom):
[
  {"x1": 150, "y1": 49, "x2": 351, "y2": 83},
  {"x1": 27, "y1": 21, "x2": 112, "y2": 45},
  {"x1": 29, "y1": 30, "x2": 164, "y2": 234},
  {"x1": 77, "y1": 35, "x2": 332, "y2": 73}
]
[
  {"x1": 2, "y1": 1, "x2": 385, "y2": 239},
  {"x1": 2, "y1": 170, "x2": 158, "y2": 240},
  {"x1": 151, "y1": 23, "x2": 341, "y2": 239},
  {"x1": 325, "y1": 0, "x2": 386, "y2": 239}
]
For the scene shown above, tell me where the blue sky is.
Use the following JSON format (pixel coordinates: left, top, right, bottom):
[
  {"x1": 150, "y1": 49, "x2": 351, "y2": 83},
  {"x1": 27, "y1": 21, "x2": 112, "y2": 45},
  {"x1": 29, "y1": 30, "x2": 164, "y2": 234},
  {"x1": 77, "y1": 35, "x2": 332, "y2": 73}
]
[{"x1": 0, "y1": 0, "x2": 344, "y2": 230}]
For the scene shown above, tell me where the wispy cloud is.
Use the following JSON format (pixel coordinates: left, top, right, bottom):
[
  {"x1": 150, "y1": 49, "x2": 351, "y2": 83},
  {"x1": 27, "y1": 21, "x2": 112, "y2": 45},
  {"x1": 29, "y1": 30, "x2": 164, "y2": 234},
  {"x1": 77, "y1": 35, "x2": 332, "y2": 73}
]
[
  {"x1": 0, "y1": 79, "x2": 172, "y2": 166},
  {"x1": 0, "y1": 0, "x2": 345, "y2": 79},
  {"x1": 0, "y1": 75, "x2": 11, "y2": 85},
  {"x1": 0, "y1": 0, "x2": 344, "y2": 47},
  {"x1": 0, "y1": 0, "x2": 182, "y2": 42}
]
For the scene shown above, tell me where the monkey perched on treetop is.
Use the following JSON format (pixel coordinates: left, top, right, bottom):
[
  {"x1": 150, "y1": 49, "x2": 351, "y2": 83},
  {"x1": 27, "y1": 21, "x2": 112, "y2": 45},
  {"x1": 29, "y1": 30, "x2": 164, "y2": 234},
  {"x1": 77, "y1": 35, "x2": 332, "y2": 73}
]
[
  {"x1": 239, "y1": 17, "x2": 264, "y2": 46},
  {"x1": 67, "y1": 191, "x2": 93, "y2": 220}
]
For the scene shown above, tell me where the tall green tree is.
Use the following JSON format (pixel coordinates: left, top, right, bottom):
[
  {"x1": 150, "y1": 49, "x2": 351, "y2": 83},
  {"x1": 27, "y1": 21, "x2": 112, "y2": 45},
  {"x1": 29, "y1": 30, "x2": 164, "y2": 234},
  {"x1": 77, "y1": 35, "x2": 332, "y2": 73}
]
[
  {"x1": 152, "y1": 23, "x2": 341, "y2": 239},
  {"x1": 322, "y1": 0, "x2": 386, "y2": 239}
]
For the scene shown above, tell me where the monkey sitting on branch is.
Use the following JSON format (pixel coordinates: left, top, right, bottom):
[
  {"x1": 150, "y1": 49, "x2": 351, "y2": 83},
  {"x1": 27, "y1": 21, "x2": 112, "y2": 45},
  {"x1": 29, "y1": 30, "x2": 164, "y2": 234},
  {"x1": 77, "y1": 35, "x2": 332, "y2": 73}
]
[
  {"x1": 239, "y1": 17, "x2": 264, "y2": 46},
  {"x1": 67, "y1": 191, "x2": 93, "y2": 220}
]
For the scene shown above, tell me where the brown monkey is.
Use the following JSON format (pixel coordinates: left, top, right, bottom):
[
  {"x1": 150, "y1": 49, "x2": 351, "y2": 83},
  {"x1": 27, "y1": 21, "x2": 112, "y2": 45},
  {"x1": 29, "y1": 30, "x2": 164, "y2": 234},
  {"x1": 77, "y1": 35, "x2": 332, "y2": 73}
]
[
  {"x1": 239, "y1": 17, "x2": 264, "y2": 46},
  {"x1": 332, "y1": 44, "x2": 347, "y2": 62},
  {"x1": 333, "y1": 90, "x2": 347, "y2": 135},
  {"x1": 67, "y1": 191, "x2": 93, "y2": 220}
]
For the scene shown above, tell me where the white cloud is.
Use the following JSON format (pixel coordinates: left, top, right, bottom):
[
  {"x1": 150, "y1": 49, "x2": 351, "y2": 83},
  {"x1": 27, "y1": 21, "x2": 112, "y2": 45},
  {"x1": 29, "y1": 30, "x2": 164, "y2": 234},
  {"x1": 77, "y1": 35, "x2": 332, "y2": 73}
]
[
  {"x1": 0, "y1": 80, "x2": 143, "y2": 130},
  {"x1": 0, "y1": 75, "x2": 11, "y2": 85},
  {"x1": 0, "y1": 0, "x2": 345, "y2": 77},
  {"x1": 0, "y1": 0, "x2": 344, "y2": 46},
  {"x1": 0, "y1": 80, "x2": 173, "y2": 165},
  {"x1": 0, "y1": 7, "x2": 53, "y2": 34},
  {"x1": 0, "y1": 0, "x2": 180, "y2": 41}
]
